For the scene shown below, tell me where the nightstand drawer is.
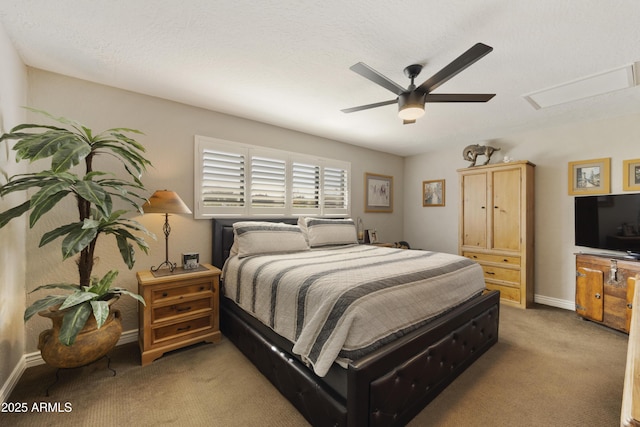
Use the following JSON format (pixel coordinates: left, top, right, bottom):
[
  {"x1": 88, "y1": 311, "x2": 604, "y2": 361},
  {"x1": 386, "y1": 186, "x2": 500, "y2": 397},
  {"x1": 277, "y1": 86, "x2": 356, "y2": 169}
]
[
  {"x1": 152, "y1": 314, "x2": 213, "y2": 343},
  {"x1": 151, "y1": 279, "x2": 212, "y2": 302},
  {"x1": 152, "y1": 297, "x2": 213, "y2": 323}
]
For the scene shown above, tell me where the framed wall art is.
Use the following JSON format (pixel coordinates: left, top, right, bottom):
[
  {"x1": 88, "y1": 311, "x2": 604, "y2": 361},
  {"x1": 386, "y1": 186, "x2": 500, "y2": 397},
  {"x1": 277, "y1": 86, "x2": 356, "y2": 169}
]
[
  {"x1": 422, "y1": 179, "x2": 445, "y2": 207},
  {"x1": 568, "y1": 158, "x2": 610, "y2": 195},
  {"x1": 365, "y1": 172, "x2": 393, "y2": 213},
  {"x1": 623, "y1": 158, "x2": 640, "y2": 191}
]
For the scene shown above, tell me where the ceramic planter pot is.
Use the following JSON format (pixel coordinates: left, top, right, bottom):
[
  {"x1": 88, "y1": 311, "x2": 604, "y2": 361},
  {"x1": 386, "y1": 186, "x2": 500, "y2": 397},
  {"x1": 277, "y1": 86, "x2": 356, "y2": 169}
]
[{"x1": 37, "y1": 299, "x2": 123, "y2": 368}]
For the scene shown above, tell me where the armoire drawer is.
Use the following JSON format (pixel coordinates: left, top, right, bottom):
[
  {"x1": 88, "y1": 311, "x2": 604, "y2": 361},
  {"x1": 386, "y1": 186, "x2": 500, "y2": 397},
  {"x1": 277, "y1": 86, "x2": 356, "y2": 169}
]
[
  {"x1": 463, "y1": 251, "x2": 520, "y2": 266},
  {"x1": 485, "y1": 282, "x2": 521, "y2": 303},
  {"x1": 481, "y1": 265, "x2": 521, "y2": 284}
]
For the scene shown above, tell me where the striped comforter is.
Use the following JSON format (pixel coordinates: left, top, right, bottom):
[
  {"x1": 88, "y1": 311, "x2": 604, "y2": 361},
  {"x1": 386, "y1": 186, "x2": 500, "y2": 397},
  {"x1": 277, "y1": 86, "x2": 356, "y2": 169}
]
[{"x1": 222, "y1": 244, "x2": 485, "y2": 377}]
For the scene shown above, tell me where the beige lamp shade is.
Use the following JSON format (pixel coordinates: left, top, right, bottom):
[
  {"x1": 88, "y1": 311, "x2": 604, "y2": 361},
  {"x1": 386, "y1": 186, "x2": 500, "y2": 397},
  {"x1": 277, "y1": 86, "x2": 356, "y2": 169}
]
[{"x1": 142, "y1": 190, "x2": 192, "y2": 215}]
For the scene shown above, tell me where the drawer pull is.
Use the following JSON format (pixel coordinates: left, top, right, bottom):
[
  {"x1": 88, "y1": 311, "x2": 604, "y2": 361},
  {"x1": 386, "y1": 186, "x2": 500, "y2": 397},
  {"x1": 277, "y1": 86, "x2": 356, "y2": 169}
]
[
  {"x1": 162, "y1": 292, "x2": 168, "y2": 297},
  {"x1": 177, "y1": 325, "x2": 192, "y2": 332},
  {"x1": 176, "y1": 306, "x2": 192, "y2": 312},
  {"x1": 595, "y1": 293, "x2": 601, "y2": 299},
  {"x1": 199, "y1": 286, "x2": 205, "y2": 291},
  {"x1": 627, "y1": 303, "x2": 633, "y2": 309},
  {"x1": 503, "y1": 259, "x2": 509, "y2": 263},
  {"x1": 486, "y1": 271, "x2": 495, "y2": 275}
]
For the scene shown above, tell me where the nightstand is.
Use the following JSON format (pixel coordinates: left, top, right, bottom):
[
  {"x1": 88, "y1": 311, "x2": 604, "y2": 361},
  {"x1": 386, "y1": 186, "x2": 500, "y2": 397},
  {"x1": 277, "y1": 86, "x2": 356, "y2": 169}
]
[{"x1": 137, "y1": 263, "x2": 222, "y2": 366}]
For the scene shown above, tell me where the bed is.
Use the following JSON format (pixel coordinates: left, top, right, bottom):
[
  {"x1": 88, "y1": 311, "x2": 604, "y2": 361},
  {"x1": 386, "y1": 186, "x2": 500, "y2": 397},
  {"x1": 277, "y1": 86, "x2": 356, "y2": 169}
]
[{"x1": 212, "y1": 217, "x2": 499, "y2": 426}]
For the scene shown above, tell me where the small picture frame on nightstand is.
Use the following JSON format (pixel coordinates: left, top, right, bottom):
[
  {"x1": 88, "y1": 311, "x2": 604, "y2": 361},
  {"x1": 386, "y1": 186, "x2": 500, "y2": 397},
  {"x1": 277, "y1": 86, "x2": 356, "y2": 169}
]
[{"x1": 182, "y1": 252, "x2": 200, "y2": 270}]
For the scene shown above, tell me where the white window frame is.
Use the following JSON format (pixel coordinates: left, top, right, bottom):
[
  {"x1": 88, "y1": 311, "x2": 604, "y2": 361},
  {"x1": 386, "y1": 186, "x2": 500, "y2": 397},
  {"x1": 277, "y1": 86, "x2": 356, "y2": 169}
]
[{"x1": 194, "y1": 135, "x2": 351, "y2": 218}]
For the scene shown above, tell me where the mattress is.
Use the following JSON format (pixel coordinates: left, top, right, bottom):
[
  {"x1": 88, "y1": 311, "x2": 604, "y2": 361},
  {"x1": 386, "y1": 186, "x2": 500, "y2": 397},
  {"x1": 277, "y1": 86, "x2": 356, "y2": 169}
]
[{"x1": 222, "y1": 244, "x2": 485, "y2": 376}]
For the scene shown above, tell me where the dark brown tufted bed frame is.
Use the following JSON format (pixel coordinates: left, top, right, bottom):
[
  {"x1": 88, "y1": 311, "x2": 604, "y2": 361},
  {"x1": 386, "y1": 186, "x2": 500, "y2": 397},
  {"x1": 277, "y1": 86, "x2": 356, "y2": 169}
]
[{"x1": 212, "y1": 218, "x2": 500, "y2": 426}]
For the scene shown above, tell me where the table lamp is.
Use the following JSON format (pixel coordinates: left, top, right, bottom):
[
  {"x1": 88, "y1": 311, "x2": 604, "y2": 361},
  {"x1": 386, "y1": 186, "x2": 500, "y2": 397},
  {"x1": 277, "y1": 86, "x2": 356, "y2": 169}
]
[{"x1": 142, "y1": 190, "x2": 192, "y2": 272}]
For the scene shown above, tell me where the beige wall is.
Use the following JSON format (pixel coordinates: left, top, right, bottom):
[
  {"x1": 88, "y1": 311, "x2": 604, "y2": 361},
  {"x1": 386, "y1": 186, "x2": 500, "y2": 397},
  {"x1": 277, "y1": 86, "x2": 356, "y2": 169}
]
[
  {"x1": 404, "y1": 112, "x2": 640, "y2": 308},
  {"x1": 0, "y1": 22, "x2": 27, "y2": 400},
  {"x1": 23, "y1": 69, "x2": 405, "y2": 353}
]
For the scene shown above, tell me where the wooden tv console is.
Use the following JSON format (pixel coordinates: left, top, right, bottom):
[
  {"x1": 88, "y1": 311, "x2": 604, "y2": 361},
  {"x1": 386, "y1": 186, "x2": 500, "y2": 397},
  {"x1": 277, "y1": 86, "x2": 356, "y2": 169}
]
[{"x1": 575, "y1": 253, "x2": 639, "y2": 333}]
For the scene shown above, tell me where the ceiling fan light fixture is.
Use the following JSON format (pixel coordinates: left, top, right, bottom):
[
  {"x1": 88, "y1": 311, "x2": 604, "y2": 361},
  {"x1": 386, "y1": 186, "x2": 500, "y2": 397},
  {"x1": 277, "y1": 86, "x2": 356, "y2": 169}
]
[
  {"x1": 398, "y1": 92, "x2": 426, "y2": 120},
  {"x1": 398, "y1": 105, "x2": 425, "y2": 120}
]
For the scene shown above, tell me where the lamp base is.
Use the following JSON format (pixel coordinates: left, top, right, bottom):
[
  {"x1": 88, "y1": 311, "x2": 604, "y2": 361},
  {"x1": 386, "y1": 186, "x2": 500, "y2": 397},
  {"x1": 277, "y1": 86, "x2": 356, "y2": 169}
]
[{"x1": 150, "y1": 260, "x2": 177, "y2": 273}]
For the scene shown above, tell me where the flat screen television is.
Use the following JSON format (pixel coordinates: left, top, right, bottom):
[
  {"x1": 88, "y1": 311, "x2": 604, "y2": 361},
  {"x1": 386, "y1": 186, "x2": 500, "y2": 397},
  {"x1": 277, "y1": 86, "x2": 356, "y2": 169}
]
[{"x1": 575, "y1": 193, "x2": 640, "y2": 256}]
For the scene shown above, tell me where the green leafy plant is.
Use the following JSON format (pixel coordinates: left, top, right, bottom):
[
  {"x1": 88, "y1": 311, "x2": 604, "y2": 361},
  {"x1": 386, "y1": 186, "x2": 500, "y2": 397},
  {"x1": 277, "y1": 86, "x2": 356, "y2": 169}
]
[{"x1": 0, "y1": 108, "x2": 154, "y2": 345}]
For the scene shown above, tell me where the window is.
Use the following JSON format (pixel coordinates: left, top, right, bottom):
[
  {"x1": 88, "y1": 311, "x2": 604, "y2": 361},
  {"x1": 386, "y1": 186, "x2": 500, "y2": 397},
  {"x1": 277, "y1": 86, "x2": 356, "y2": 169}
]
[{"x1": 194, "y1": 136, "x2": 350, "y2": 218}]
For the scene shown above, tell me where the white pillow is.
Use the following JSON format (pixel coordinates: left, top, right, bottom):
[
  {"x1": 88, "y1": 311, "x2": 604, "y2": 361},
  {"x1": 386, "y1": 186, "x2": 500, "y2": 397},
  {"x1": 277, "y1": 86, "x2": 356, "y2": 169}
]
[
  {"x1": 233, "y1": 221, "x2": 309, "y2": 258},
  {"x1": 301, "y1": 218, "x2": 358, "y2": 248}
]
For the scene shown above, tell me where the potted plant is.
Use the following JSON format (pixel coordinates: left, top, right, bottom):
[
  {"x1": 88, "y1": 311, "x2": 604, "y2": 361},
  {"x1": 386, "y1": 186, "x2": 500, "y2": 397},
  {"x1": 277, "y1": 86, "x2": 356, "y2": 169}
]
[{"x1": 0, "y1": 108, "x2": 154, "y2": 368}]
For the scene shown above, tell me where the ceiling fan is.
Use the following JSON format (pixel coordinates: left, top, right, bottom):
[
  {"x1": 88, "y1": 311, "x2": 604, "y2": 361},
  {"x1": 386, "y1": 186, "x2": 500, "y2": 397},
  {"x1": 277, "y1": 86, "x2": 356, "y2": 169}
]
[{"x1": 342, "y1": 43, "x2": 495, "y2": 124}]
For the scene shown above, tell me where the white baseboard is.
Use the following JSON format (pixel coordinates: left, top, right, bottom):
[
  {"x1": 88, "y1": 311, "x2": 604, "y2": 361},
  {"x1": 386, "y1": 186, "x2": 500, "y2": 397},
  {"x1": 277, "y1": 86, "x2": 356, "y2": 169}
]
[
  {"x1": 534, "y1": 294, "x2": 575, "y2": 311},
  {"x1": 0, "y1": 355, "x2": 26, "y2": 404},
  {"x1": 2, "y1": 329, "x2": 138, "y2": 403}
]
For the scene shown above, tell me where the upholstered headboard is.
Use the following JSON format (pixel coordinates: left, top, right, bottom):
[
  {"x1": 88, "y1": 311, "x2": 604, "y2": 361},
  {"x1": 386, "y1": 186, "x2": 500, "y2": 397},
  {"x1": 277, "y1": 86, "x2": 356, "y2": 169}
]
[{"x1": 211, "y1": 217, "x2": 298, "y2": 269}]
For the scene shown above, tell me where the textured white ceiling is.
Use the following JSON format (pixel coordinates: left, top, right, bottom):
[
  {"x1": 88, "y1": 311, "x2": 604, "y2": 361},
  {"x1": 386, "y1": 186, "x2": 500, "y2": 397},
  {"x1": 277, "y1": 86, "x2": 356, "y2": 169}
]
[{"x1": 1, "y1": 0, "x2": 640, "y2": 156}]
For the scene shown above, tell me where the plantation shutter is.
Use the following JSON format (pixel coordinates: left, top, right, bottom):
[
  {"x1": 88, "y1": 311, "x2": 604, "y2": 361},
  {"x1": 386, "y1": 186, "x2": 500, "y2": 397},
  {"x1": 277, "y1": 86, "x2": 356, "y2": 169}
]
[
  {"x1": 198, "y1": 144, "x2": 246, "y2": 216},
  {"x1": 292, "y1": 162, "x2": 320, "y2": 213},
  {"x1": 323, "y1": 166, "x2": 349, "y2": 214},
  {"x1": 250, "y1": 155, "x2": 286, "y2": 210}
]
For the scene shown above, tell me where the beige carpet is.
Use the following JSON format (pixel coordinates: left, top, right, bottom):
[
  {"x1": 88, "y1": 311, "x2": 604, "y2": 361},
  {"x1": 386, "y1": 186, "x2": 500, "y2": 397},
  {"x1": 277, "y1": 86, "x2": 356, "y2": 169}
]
[{"x1": 1, "y1": 304, "x2": 628, "y2": 426}]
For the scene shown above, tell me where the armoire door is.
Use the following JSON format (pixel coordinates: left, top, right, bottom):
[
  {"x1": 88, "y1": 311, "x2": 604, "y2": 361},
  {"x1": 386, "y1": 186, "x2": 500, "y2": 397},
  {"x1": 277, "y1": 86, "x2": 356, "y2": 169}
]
[
  {"x1": 491, "y1": 168, "x2": 521, "y2": 251},
  {"x1": 461, "y1": 172, "x2": 487, "y2": 248}
]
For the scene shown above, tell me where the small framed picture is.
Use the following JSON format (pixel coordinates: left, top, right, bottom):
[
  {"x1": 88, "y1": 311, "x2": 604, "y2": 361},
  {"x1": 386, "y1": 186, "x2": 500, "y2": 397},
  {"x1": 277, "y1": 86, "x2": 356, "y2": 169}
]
[
  {"x1": 367, "y1": 229, "x2": 378, "y2": 244},
  {"x1": 423, "y1": 179, "x2": 445, "y2": 207},
  {"x1": 568, "y1": 158, "x2": 610, "y2": 195},
  {"x1": 623, "y1": 158, "x2": 640, "y2": 191},
  {"x1": 365, "y1": 172, "x2": 393, "y2": 213},
  {"x1": 182, "y1": 252, "x2": 200, "y2": 270}
]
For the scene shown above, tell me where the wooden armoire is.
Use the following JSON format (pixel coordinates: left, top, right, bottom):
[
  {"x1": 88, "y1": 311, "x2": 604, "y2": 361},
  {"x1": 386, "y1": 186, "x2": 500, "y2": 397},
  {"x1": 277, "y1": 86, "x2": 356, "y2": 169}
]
[{"x1": 458, "y1": 160, "x2": 535, "y2": 308}]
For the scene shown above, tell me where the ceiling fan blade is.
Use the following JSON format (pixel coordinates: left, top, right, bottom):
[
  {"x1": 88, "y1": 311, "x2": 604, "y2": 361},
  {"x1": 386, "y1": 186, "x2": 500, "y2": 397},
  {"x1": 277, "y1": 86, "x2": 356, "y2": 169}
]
[
  {"x1": 341, "y1": 99, "x2": 398, "y2": 113},
  {"x1": 417, "y1": 43, "x2": 493, "y2": 93},
  {"x1": 349, "y1": 62, "x2": 406, "y2": 96},
  {"x1": 403, "y1": 120, "x2": 416, "y2": 125},
  {"x1": 425, "y1": 93, "x2": 495, "y2": 102}
]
